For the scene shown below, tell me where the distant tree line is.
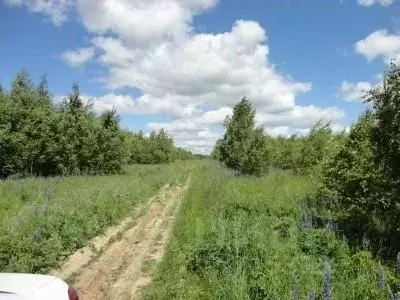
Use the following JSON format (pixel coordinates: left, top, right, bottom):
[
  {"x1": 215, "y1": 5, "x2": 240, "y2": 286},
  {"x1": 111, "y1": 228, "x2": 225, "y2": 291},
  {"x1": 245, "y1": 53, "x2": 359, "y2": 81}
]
[
  {"x1": 211, "y1": 98, "x2": 345, "y2": 176},
  {"x1": 0, "y1": 71, "x2": 193, "y2": 178}
]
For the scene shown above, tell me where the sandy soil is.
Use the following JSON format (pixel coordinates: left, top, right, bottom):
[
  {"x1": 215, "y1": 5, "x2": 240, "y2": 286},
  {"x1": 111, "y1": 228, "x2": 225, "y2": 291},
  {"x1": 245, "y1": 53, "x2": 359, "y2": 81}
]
[{"x1": 50, "y1": 181, "x2": 187, "y2": 300}]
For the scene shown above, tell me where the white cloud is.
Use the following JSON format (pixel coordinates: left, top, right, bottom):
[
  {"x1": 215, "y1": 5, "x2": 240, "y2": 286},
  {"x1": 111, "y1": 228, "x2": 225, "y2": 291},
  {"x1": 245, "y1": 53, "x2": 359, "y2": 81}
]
[
  {"x1": 337, "y1": 81, "x2": 373, "y2": 102},
  {"x1": 93, "y1": 20, "x2": 311, "y2": 113},
  {"x1": 13, "y1": 0, "x2": 346, "y2": 153},
  {"x1": 357, "y1": 0, "x2": 394, "y2": 6},
  {"x1": 4, "y1": 0, "x2": 73, "y2": 25},
  {"x1": 355, "y1": 29, "x2": 400, "y2": 63},
  {"x1": 76, "y1": 0, "x2": 217, "y2": 45},
  {"x1": 76, "y1": 93, "x2": 202, "y2": 118},
  {"x1": 62, "y1": 47, "x2": 95, "y2": 68},
  {"x1": 256, "y1": 105, "x2": 344, "y2": 129}
]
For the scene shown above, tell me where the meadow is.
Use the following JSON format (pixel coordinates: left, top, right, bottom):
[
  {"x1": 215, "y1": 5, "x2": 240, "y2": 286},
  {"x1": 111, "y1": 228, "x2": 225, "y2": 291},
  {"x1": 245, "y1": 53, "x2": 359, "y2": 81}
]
[
  {"x1": 143, "y1": 161, "x2": 400, "y2": 300},
  {"x1": 0, "y1": 163, "x2": 190, "y2": 274}
]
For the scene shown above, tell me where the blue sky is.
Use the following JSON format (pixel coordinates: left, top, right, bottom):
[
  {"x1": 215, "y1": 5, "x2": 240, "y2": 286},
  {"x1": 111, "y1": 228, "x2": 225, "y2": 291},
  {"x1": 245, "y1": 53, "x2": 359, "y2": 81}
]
[{"x1": 1, "y1": 0, "x2": 399, "y2": 153}]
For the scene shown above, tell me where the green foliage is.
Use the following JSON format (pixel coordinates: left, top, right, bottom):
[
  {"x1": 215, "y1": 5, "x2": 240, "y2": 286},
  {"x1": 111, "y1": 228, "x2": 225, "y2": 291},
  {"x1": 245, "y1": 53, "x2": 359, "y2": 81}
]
[
  {"x1": 319, "y1": 63, "x2": 400, "y2": 262},
  {"x1": 143, "y1": 162, "x2": 398, "y2": 299},
  {"x1": 367, "y1": 63, "x2": 400, "y2": 209},
  {"x1": 0, "y1": 72, "x2": 125, "y2": 177},
  {"x1": 218, "y1": 98, "x2": 267, "y2": 176},
  {"x1": 0, "y1": 163, "x2": 189, "y2": 273},
  {"x1": 297, "y1": 123, "x2": 335, "y2": 175},
  {"x1": 262, "y1": 124, "x2": 345, "y2": 176},
  {"x1": 0, "y1": 71, "x2": 194, "y2": 178},
  {"x1": 125, "y1": 129, "x2": 192, "y2": 164},
  {"x1": 322, "y1": 64, "x2": 400, "y2": 215},
  {"x1": 321, "y1": 112, "x2": 382, "y2": 213}
]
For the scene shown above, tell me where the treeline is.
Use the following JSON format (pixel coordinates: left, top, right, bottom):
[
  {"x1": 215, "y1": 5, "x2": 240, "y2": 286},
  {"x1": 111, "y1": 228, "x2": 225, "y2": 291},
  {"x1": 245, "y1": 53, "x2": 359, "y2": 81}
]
[
  {"x1": 0, "y1": 71, "x2": 193, "y2": 178},
  {"x1": 213, "y1": 63, "x2": 400, "y2": 259},
  {"x1": 125, "y1": 129, "x2": 193, "y2": 164},
  {"x1": 211, "y1": 99, "x2": 345, "y2": 176}
]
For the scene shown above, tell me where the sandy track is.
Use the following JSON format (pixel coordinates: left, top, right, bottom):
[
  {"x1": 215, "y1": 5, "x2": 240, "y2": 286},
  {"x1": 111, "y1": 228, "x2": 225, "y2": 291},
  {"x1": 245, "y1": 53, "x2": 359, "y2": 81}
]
[{"x1": 50, "y1": 182, "x2": 187, "y2": 300}]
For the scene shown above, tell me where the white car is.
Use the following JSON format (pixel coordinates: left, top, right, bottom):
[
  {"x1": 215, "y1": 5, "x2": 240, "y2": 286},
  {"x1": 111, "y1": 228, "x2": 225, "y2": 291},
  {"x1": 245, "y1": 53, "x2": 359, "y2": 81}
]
[{"x1": 0, "y1": 273, "x2": 78, "y2": 300}]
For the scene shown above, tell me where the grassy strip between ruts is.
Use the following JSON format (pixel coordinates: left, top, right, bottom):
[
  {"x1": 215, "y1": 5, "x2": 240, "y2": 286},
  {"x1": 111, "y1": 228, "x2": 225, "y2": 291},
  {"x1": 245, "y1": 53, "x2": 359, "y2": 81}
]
[
  {"x1": 0, "y1": 162, "x2": 191, "y2": 274},
  {"x1": 143, "y1": 161, "x2": 400, "y2": 300}
]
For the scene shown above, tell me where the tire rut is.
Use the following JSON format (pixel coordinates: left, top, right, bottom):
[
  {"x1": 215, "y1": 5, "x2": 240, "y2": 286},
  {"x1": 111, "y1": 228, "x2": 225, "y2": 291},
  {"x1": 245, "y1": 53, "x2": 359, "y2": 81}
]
[{"x1": 50, "y1": 182, "x2": 188, "y2": 300}]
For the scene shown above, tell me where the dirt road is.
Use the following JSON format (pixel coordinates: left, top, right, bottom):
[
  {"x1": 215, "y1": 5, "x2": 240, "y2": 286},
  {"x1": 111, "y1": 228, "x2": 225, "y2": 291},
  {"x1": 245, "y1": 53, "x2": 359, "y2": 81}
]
[{"x1": 50, "y1": 182, "x2": 187, "y2": 300}]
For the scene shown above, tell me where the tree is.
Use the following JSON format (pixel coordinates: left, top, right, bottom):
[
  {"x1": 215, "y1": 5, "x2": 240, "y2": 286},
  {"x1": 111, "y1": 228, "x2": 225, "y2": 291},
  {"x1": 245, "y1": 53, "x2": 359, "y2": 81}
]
[
  {"x1": 297, "y1": 122, "x2": 334, "y2": 175},
  {"x1": 321, "y1": 112, "x2": 382, "y2": 214},
  {"x1": 219, "y1": 97, "x2": 266, "y2": 176},
  {"x1": 366, "y1": 63, "x2": 400, "y2": 207}
]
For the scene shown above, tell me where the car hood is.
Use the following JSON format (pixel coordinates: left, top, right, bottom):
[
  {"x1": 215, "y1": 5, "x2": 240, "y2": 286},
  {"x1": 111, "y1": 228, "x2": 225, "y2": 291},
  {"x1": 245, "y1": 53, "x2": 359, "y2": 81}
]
[{"x1": 0, "y1": 273, "x2": 68, "y2": 299}]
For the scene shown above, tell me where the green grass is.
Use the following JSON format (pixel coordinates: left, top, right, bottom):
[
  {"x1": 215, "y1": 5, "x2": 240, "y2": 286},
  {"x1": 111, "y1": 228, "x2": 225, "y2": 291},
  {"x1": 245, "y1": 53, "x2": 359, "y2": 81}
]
[
  {"x1": 143, "y1": 161, "x2": 400, "y2": 300},
  {"x1": 0, "y1": 162, "x2": 190, "y2": 273}
]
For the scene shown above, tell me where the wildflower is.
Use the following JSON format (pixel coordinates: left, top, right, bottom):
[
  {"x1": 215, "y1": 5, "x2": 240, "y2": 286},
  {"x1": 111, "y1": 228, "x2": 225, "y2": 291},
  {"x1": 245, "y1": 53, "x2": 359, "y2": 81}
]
[
  {"x1": 308, "y1": 291, "x2": 316, "y2": 300},
  {"x1": 9, "y1": 255, "x2": 16, "y2": 268},
  {"x1": 362, "y1": 234, "x2": 370, "y2": 251},
  {"x1": 33, "y1": 225, "x2": 43, "y2": 242},
  {"x1": 15, "y1": 218, "x2": 25, "y2": 227},
  {"x1": 44, "y1": 185, "x2": 54, "y2": 201},
  {"x1": 301, "y1": 214, "x2": 315, "y2": 229},
  {"x1": 292, "y1": 275, "x2": 299, "y2": 300},
  {"x1": 377, "y1": 265, "x2": 385, "y2": 291},
  {"x1": 326, "y1": 220, "x2": 336, "y2": 232},
  {"x1": 323, "y1": 259, "x2": 332, "y2": 300}
]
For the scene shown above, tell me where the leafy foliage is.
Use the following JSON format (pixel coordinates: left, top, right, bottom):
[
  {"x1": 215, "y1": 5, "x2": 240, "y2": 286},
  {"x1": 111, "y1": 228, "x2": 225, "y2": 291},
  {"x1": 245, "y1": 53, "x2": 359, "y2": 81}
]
[
  {"x1": 0, "y1": 71, "x2": 194, "y2": 178},
  {"x1": 218, "y1": 98, "x2": 267, "y2": 176},
  {"x1": 212, "y1": 99, "x2": 345, "y2": 176},
  {"x1": 320, "y1": 63, "x2": 400, "y2": 260}
]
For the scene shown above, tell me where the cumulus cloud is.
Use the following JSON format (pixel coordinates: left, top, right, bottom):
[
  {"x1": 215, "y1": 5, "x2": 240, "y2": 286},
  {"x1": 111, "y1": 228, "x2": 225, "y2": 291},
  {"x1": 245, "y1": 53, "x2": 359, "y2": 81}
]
[
  {"x1": 337, "y1": 81, "x2": 373, "y2": 102},
  {"x1": 11, "y1": 0, "x2": 346, "y2": 153},
  {"x1": 4, "y1": 0, "x2": 73, "y2": 25},
  {"x1": 257, "y1": 105, "x2": 344, "y2": 129},
  {"x1": 357, "y1": 0, "x2": 394, "y2": 6},
  {"x1": 77, "y1": 93, "x2": 202, "y2": 119},
  {"x1": 355, "y1": 29, "x2": 400, "y2": 63},
  {"x1": 62, "y1": 47, "x2": 95, "y2": 68},
  {"x1": 93, "y1": 20, "x2": 311, "y2": 112},
  {"x1": 76, "y1": 0, "x2": 217, "y2": 45}
]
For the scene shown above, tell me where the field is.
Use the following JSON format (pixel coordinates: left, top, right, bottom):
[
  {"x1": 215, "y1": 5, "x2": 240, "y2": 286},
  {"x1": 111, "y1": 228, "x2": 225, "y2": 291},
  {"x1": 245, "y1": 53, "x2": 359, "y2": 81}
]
[
  {"x1": 0, "y1": 163, "x2": 190, "y2": 274},
  {"x1": 1, "y1": 161, "x2": 400, "y2": 299},
  {"x1": 143, "y1": 162, "x2": 400, "y2": 299}
]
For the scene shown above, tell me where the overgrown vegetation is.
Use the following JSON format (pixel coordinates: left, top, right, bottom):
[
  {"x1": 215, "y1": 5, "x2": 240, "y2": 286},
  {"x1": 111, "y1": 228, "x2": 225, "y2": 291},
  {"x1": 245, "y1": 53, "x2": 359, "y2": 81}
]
[
  {"x1": 0, "y1": 163, "x2": 190, "y2": 273},
  {"x1": 159, "y1": 64, "x2": 400, "y2": 298},
  {"x1": 0, "y1": 71, "x2": 193, "y2": 178},
  {"x1": 320, "y1": 64, "x2": 400, "y2": 261},
  {"x1": 144, "y1": 163, "x2": 400, "y2": 299}
]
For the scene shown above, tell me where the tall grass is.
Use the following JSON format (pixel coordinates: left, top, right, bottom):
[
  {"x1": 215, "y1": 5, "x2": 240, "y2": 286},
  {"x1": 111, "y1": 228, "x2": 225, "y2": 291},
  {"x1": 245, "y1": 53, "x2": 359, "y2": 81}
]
[
  {"x1": 144, "y1": 161, "x2": 400, "y2": 299},
  {"x1": 0, "y1": 163, "x2": 190, "y2": 273}
]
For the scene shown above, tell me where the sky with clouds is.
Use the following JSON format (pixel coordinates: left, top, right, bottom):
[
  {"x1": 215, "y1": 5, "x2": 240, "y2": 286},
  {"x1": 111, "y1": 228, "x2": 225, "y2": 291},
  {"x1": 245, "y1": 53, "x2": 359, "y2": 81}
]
[{"x1": 0, "y1": 0, "x2": 399, "y2": 154}]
